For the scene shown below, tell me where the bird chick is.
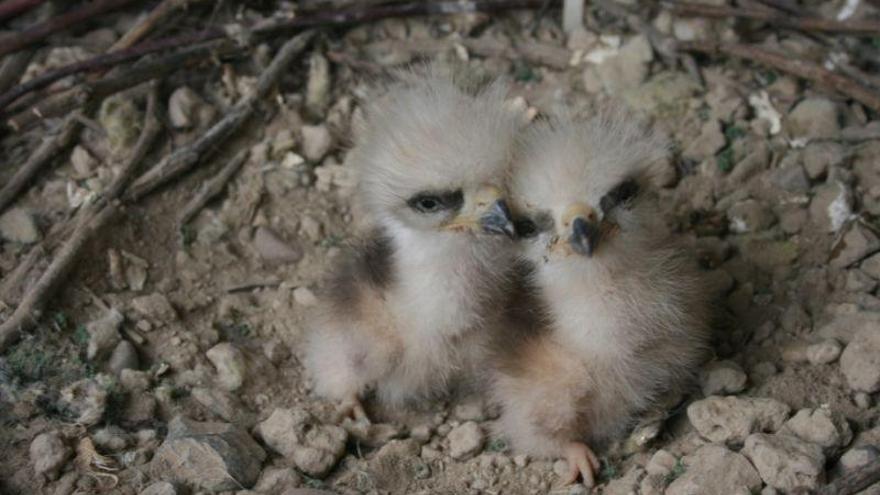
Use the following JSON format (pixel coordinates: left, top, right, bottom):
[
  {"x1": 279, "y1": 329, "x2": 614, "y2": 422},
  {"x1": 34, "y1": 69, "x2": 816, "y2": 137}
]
[
  {"x1": 304, "y1": 67, "x2": 520, "y2": 421},
  {"x1": 492, "y1": 110, "x2": 711, "y2": 486}
]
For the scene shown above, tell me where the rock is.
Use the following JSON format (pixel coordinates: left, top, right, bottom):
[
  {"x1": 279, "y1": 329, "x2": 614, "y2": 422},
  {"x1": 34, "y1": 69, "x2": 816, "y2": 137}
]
[
  {"x1": 700, "y1": 360, "x2": 747, "y2": 395},
  {"x1": 786, "y1": 98, "x2": 840, "y2": 141},
  {"x1": 120, "y1": 369, "x2": 151, "y2": 392},
  {"x1": 168, "y1": 86, "x2": 215, "y2": 129},
  {"x1": 645, "y1": 449, "x2": 677, "y2": 476},
  {"x1": 150, "y1": 416, "x2": 266, "y2": 491},
  {"x1": 255, "y1": 408, "x2": 347, "y2": 478},
  {"x1": 771, "y1": 163, "x2": 810, "y2": 193},
  {"x1": 206, "y1": 343, "x2": 247, "y2": 392},
  {"x1": 839, "y1": 445, "x2": 879, "y2": 471},
  {"x1": 846, "y1": 269, "x2": 878, "y2": 292},
  {"x1": 60, "y1": 377, "x2": 108, "y2": 425},
  {"x1": 192, "y1": 387, "x2": 256, "y2": 427},
  {"x1": 683, "y1": 119, "x2": 726, "y2": 162},
  {"x1": 30, "y1": 431, "x2": 71, "y2": 481},
  {"x1": 727, "y1": 200, "x2": 774, "y2": 234},
  {"x1": 453, "y1": 401, "x2": 486, "y2": 422},
  {"x1": 781, "y1": 407, "x2": 852, "y2": 455},
  {"x1": 862, "y1": 252, "x2": 880, "y2": 279},
  {"x1": 596, "y1": 34, "x2": 653, "y2": 94},
  {"x1": 830, "y1": 222, "x2": 880, "y2": 268},
  {"x1": 254, "y1": 467, "x2": 302, "y2": 493},
  {"x1": 301, "y1": 124, "x2": 332, "y2": 162},
  {"x1": 687, "y1": 396, "x2": 790, "y2": 444},
  {"x1": 368, "y1": 439, "x2": 430, "y2": 490},
  {"x1": 817, "y1": 310, "x2": 880, "y2": 344},
  {"x1": 803, "y1": 142, "x2": 846, "y2": 180},
  {"x1": 0, "y1": 208, "x2": 40, "y2": 243},
  {"x1": 447, "y1": 421, "x2": 484, "y2": 460},
  {"x1": 254, "y1": 227, "x2": 301, "y2": 264},
  {"x1": 86, "y1": 308, "x2": 124, "y2": 361},
  {"x1": 806, "y1": 339, "x2": 842, "y2": 365},
  {"x1": 123, "y1": 390, "x2": 157, "y2": 424},
  {"x1": 604, "y1": 466, "x2": 645, "y2": 495},
  {"x1": 262, "y1": 338, "x2": 291, "y2": 364},
  {"x1": 92, "y1": 426, "x2": 129, "y2": 451},
  {"x1": 810, "y1": 182, "x2": 853, "y2": 233},
  {"x1": 139, "y1": 481, "x2": 177, "y2": 495},
  {"x1": 99, "y1": 94, "x2": 143, "y2": 153},
  {"x1": 840, "y1": 328, "x2": 880, "y2": 392},
  {"x1": 742, "y1": 433, "x2": 825, "y2": 492},
  {"x1": 293, "y1": 287, "x2": 318, "y2": 306},
  {"x1": 305, "y1": 52, "x2": 331, "y2": 118},
  {"x1": 665, "y1": 444, "x2": 762, "y2": 495},
  {"x1": 70, "y1": 145, "x2": 97, "y2": 178},
  {"x1": 131, "y1": 293, "x2": 178, "y2": 323},
  {"x1": 107, "y1": 340, "x2": 139, "y2": 374}
]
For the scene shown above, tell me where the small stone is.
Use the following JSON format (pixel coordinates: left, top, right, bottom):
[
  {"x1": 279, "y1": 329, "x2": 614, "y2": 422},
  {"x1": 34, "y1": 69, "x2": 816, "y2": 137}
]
[
  {"x1": 86, "y1": 309, "x2": 124, "y2": 361},
  {"x1": 262, "y1": 338, "x2": 291, "y2": 364},
  {"x1": 255, "y1": 408, "x2": 347, "y2": 478},
  {"x1": 771, "y1": 163, "x2": 810, "y2": 193},
  {"x1": 786, "y1": 98, "x2": 840, "y2": 140},
  {"x1": 604, "y1": 466, "x2": 644, "y2": 495},
  {"x1": 99, "y1": 94, "x2": 143, "y2": 153},
  {"x1": 293, "y1": 287, "x2": 318, "y2": 306},
  {"x1": 846, "y1": 269, "x2": 878, "y2": 292},
  {"x1": 840, "y1": 328, "x2": 880, "y2": 392},
  {"x1": 802, "y1": 142, "x2": 846, "y2": 180},
  {"x1": 206, "y1": 343, "x2": 247, "y2": 392},
  {"x1": 305, "y1": 52, "x2": 331, "y2": 118},
  {"x1": 645, "y1": 449, "x2": 677, "y2": 476},
  {"x1": 131, "y1": 293, "x2": 177, "y2": 323},
  {"x1": 595, "y1": 34, "x2": 653, "y2": 94},
  {"x1": 139, "y1": 481, "x2": 177, "y2": 495},
  {"x1": 810, "y1": 182, "x2": 853, "y2": 233},
  {"x1": 861, "y1": 252, "x2": 880, "y2": 279},
  {"x1": 70, "y1": 145, "x2": 97, "y2": 178},
  {"x1": 60, "y1": 377, "x2": 108, "y2": 425},
  {"x1": 683, "y1": 119, "x2": 726, "y2": 162},
  {"x1": 107, "y1": 340, "x2": 139, "y2": 374},
  {"x1": 701, "y1": 360, "x2": 748, "y2": 396},
  {"x1": 30, "y1": 431, "x2": 71, "y2": 481},
  {"x1": 742, "y1": 433, "x2": 825, "y2": 492},
  {"x1": 301, "y1": 124, "x2": 332, "y2": 162},
  {"x1": 254, "y1": 467, "x2": 302, "y2": 493},
  {"x1": 817, "y1": 310, "x2": 880, "y2": 344},
  {"x1": 254, "y1": 227, "x2": 301, "y2": 264},
  {"x1": 0, "y1": 208, "x2": 40, "y2": 243},
  {"x1": 854, "y1": 392, "x2": 872, "y2": 409},
  {"x1": 447, "y1": 421, "x2": 485, "y2": 460},
  {"x1": 830, "y1": 222, "x2": 880, "y2": 268},
  {"x1": 687, "y1": 396, "x2": 791, "y2": 445},
  {"x1": 272, "y1": 129, "x2": 298, "y2": 158},
  {"x1": 150, "y1": 416, "x2": 266, "y2": 491},
  {"x1": 727, "y1": 200, "x2": 775, "y2": 234},
  {"x1": 453, "y1": 401, "x2": 486, "y2": 422},
  {"x1": 92, "y1": 426, "x2": 129, "y2": 451},
  {"x1": 168, "y1": 86, "x2": 214, "y2": 129},
  {"x1": 781, "y1": 407, "x2": 852, "y2": 455},
  {"x1": 806, "y1": 339, "x2": 842, "y2": 365},
  {"x1": 120, "y1": 369, "x2": 151, "y2": 392},
  {"x1": 665, "y1": 444, "x2": 761, "y2": 495},
  {"x1": 192, "y1": 387, "x2": 255, "y2": 426},
  {"x1": 839, "y1": 446, "x2": 879, "y2": 471},
  {"x1": 750, "y1": 361, "x2": 778, "y2": 384}
]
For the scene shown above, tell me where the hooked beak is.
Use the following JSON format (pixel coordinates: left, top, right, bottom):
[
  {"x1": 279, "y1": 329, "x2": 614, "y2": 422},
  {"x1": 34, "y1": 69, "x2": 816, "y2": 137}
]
[
  {"x1": 479, "y1": 199, "x2": 516, "y2": 238},
  {"x1": 569, "y1": 216, "x2": 601, "y2": 256}
]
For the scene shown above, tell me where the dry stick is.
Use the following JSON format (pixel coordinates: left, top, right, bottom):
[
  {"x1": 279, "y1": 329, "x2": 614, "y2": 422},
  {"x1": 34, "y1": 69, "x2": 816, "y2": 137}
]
[
  {"x1": 818, "y1": 459, "x2": 880, "y2": 495},
  {"x1": 0, "y1": 50, "x2": 34, "y2": 95},
  {"x1": 0, "y1": 244, "x2": 44, "y2": 306},
  {"x1": 667, "y1": 1, "x2": 880, "y2": 35},
  {"x1": 0, "y1": 0, "x2": 143, "y2": 58},
  {"x1": 680, "y1": 41, "x2": 880, "y2": 113},
  {"x1": 0, "y1": 114, "x2": 81, "y2": 213},
  {"x1": 0, "y1": 84, "x2": 161, "y2": 352},
  {"x1": 109, "y1": 0, "x2": 206, "y2": 52},
  {"x1": 126, "y1": 30, "x2": 317, "y2": 201},
  {"x1": 177, "y1": 148, "x2": 249, "y2": 228},
  {"x1": 0, "y1": 0, "x2": 552, "y2": 112},
  {"x1": 0, "y1": 0, "x2": 44, "y2": 23}
]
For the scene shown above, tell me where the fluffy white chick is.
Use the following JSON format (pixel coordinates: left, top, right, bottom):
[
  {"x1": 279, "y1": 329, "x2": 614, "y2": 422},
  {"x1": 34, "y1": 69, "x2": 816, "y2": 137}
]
[
  {"x1": 304, "y1": 66, "x2": 520, "y2": 421},
  {"x1": 492, "y1": 110, "x2": 711, "y2": 486}
]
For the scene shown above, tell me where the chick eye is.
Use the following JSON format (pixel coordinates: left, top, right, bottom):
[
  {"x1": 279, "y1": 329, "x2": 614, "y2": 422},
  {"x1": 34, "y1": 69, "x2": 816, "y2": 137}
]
[
  {"x1": 514, "y1": 219, "x2": 538, "y2": 238},
  {"x1": 600, "y1": 178, "x2": 640, "y2": 213},
  {"x1": 417, "y1": 197, "x2": 440, "y2": 212},
  {"x1": 408, "y1": 190, "x2": 463, "y2": 214}
]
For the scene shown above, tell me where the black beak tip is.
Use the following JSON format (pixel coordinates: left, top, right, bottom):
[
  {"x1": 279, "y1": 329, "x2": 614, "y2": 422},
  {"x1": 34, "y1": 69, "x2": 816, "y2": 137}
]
[
  {"x1": 570, "y1": 217, "x2": 599, "y2": 256},
  {"x1": 480, "y1": 200, "x2": 516, "y2": 239}
]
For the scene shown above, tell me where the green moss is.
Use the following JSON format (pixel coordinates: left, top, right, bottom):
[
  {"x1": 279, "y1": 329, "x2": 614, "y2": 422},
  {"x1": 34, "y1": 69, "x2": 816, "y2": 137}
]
[
  {"x1": 664, "y1": 458, "x2": 686, "y2": 484},
  {"x1": 716, "y1": 147, "x2": 736, "y2": 172}
]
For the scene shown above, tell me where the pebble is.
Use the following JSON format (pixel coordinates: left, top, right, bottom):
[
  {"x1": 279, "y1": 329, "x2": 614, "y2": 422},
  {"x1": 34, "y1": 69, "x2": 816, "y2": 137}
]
[
  {"x1": 862, "y1": 252, "x2": 880, "y2": 279},
  {"x1": 665, "y1": 444, "x2": 761, "y2": 495},
  {"x1": 727, "y1": 199, "x2": 775, "y2": 234},
  {"x1": 604, "y1": 465, "x2": 644, "y2": 495},
  {"x1": 120, "y1": 369, "x2": 151, "y2": 392},
  {"x1": 130, "y1": 293, "x2": 178, "y2": 323},
  {"x1": 206, "y1": 342, "x2": 247, "y2": 392},
  {"x1": 742, "y1": 433, "x2": 825, "y2": 492},
  {"x1": 70, "y1": 145, "x2": 97, "y2": 178},
  {"x1": 139, "y1": 481, "x2": 177, "y2": 495},
  {"x1": 262, "y1": 338, "x2": 291, "y2": 364},
  {"x1": 829, "y1": 222, "x2": 880, "y2": 268},
  {"x1": 301, "y1": 124, "x2": 333, "y2": 162},
  {"x1": 99, "y1": 94, "x2": 143, "y2": 153},
  {"x1": 595, "y1": 34, "x2": 652, "y2": 94},
  {"x1": 700, "y1": 360, "x2": 747, "y2": 396},
  {"x1": 107, "y1": 340, "x2": 139, "y2": 374},
  {"x1": 682, "y1": 119, "x2": 725, "y2": 162},
  {"x1": 85, "y1": 308, "x2": 124, "y2": 361},
  {"x1": 687, "y1": 396, "x2": 790, "y2": 444},
  {"x1": 254, "y1": 467, "x2": 303, "y2": 493},
  {"x1": 786, "y1": 98, "x2": 840, "y2": 141},
  {"x1": 770, "y1": 163, "x2": 810, "y2": 193},
  {"x1": 168, "y1": 86, "x2": 214, "y2": 129},
  {"x1": 192, "y1": 387, "x2": 256, "y2": 427},
  {"x1": 255, "y1": 407, "x2": 347, "y2": 478},
  {"x1": 453, "y1": 401, "x2": 486, "y2": 422},
  {"x1": 782, "y1": 407, "x2": 852, "y2": 455},
  {"x1": 447, "y1": 421, "x2": 485, "y2": 460},
  {"x1": 806, "y1": 339, "x2": 843, "y2": 365},
  {"x1": 60, "y1": 377, "x2": 109, "y2": 425},
  {"x1": 293, "y1": 287, "x2": 318, "y2": 306},
  {"x1": 0, "y1": 207, "x2": 40, "y2": 244},
  {"x1": 817, "y1": 310, "x2": 880, "y2": 344},
  {"x1": 839, "y1": 445, "x2": 879, "y2": 471},
  {"x1": 802, "y1": 142, "x2": 846, "y2": 180},
  {"x1": 305, "y1": 52, "x2": 331, "y2": 118},
  {"x1": 645, "y1": 449, "x2": 677, "y2": 476},
  {"x1": 150, "y1": 416, "x2": 266, "y2": 491},
  {"x1": 840, "y1": 328, "x2": 880, "y2": 392},
  {"x1": 30, "y1": 431, "x2": 71, "y2": 481},
  {"x1": 254, "y1": 227, "x2": 302, "y2": 264},
  {"x1": 846, "y1": 269, "x2": 877, "y2": 292}
]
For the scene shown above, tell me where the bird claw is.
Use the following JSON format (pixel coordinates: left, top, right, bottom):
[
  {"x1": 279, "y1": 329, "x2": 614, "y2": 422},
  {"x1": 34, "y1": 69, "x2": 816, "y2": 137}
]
[
  {"x1": 335, "y1": 395, "x2": 370, "y2": 424},
  {"x1": 562, "y1": 441, "x2": 600, "y2": 488}
]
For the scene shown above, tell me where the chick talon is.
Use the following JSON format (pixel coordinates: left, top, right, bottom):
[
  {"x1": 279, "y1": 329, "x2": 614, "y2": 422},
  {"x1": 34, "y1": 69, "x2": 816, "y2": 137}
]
[{"x1": 564, "y1": 441, "x2": 598, "y2": 488}]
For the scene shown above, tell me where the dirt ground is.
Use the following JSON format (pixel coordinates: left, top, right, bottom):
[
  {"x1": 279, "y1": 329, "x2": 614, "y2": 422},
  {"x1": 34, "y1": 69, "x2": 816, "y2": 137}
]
[{"x1": 2, "y1": 2, "x2": 880, "y2": 494}]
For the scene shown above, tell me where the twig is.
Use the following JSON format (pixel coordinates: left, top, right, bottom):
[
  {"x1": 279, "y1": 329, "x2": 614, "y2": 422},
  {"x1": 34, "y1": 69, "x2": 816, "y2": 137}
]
[
  {"x1": 0, "y1": 84, "x2": 160, "y2": 353},
  {"x1": 110, "y1": 0, "x2": 206, "y2": 52},
  {"x1": 178, "y1": 148, "x2": 249, "y2": 228},
  {"x1": 680, "y1": 41, "x2": 880, "y2": 113},
  {"x1": 0, "y1": 51, "x2": 34, "y2": 95},
  {"x1": 127, "y1": 30, "x2": 316, "y2": 201},
  {"x1": 0, "y1": 0, "x2": 552, "y2": 112},
  {"x1": 0, "y1": 0, "x2": 44, "y2": 23},
  {"x1": 667, "y1": 1, "x2": 880, "y2": 35},
  {"x1": 0, "y1": 244, "x2": 44, "y2": 306},
  {"x1": 0, "y1": 114, "x2": 82, "y2": 214},
  {"x1": 818, "y1": 459, "x2": 880, "y2": 495},
  {"x1": 0, "y1": 0, "x2": 142, "y2": 58}
]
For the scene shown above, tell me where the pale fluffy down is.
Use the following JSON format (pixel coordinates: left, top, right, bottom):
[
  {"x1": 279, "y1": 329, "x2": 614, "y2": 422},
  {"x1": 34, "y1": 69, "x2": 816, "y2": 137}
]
[
  {"x1": 492, "y1": 109, "x2": 711, "y2": 458},
  {"x1": 303, "y1": 66, "x2": 522, "y2": 409}
]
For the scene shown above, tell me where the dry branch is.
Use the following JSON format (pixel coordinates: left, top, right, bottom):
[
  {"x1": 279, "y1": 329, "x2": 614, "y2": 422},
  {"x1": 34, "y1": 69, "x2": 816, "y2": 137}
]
[
  {"x1": 818, "y1": 459, "x2": 880, "y2": 495},
  {"x1": 110, "y1": 0, "x2": 206, "y2": 52},
  {"x1": 126, "y1": 30, "x2": 316, "y2": 201},
  {"x1": 0, "y1": 0, "x2": 142, "y2": 58},
  {"x1": 0, "y1": 114, "x2": 82, "y2": 213},
  {"x1": 178, "y1": 148, "x2": 249, "y2": 228},
  {"x1": 668, "y1": 1, "x2": 880, "y2": 36},
  {"x1": 0, "y1": 0, "x2": 44, "y2": 23},
  {"x1": 681, "y1": 41, "x2": 880, "y2": 113},
  {"x1": 0, "y1": 51, "x2": 34, "y2": 95}
]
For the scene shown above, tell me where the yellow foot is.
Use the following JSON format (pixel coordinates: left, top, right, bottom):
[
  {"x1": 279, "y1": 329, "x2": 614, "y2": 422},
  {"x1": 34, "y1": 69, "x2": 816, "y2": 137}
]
[
  {"x1": 563, "y1": 441, "x2": 600, "y2": 488},
  {"x1": 335, "y1": 394, "x2": 370, "y2": 424}
]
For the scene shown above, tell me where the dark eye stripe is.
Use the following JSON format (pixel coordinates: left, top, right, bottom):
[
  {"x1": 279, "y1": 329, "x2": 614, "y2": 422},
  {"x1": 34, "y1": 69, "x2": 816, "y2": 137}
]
[
  {"x1": 407, "y1": 190, "x2": 463, "y2": 213},
  {"x1": 600, "y1": 178, "x2": 639, "y2": 213}
]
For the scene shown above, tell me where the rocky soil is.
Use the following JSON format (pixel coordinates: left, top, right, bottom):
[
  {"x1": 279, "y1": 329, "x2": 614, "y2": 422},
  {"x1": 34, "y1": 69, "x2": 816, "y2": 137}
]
[{"x1": 2, "y1": 2, "x2": 880, "y2": 494}]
